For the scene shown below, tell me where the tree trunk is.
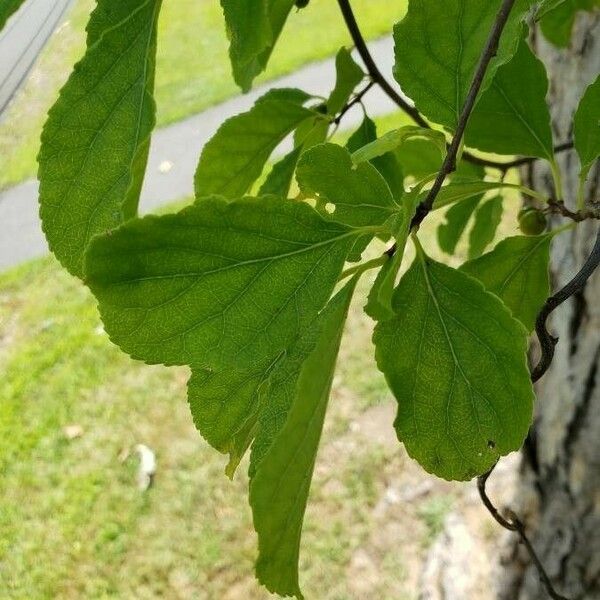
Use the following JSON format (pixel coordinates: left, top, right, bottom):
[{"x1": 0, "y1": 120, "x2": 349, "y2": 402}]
[{"x1": 498, "y1": 11, "x2": 600, "y2": 600}]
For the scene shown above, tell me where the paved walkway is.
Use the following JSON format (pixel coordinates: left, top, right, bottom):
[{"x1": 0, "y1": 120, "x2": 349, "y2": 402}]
[
  {"x1": 0, "y1": 0, "x2": 73, "y2": 115},
  {"x1": 0, "y1": 36, "x2": 399, "y2": 271}
]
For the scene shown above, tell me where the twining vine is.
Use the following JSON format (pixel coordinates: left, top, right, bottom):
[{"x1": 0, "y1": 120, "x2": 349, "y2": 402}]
[{"x1": 5, "y1": 0, "x2": 598, "y2": 597}]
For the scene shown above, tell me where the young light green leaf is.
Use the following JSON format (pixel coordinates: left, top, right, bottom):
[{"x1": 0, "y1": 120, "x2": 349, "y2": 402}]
[
  {"x1": 250, "y1": 277, "x2": 357, "y2": 599},
  {"x1": 437, "y1": 196, "x2": 482, "y2": 255},
  {"x1": 296, "y1": 143, "x2": 399, "y2": 229},
  {"x1": 365, "y1": 191, "x2": 420, "y2": 321},
  {"x1": 194, "y1": 88, "x2": 314, "y2": 199},
  {"x1": 326, "y1": 47, "x2": 364, "y2": 115},
  {"x1": 346, "y1": 116, "x2": 405, "y2": 202},
  {"x1": 393, "y1": 0, "x2": 535, "y2": 131},
  {"x1": 465, "y1": 38, "x2": 554, "y2": 160},
  {"x1": 38, "y1": 0, "x2": 162, "y2": 278},
  {"x1": 259, "y1": 146, "x2": 303, "y2": 197},
  {"x1": 221, "y1": 0, "x2": 295, "y2": 91},
  {"x1": 428, "y1": 179, "x2": 535, "y2": 210},
  {"x1": 574, "y1": 75, "x2": 600, "y2": 190},
  {"x1": 0, "y1": 0, "x2": 25, "y2": 31},
  {"x1": 460, "y1": 234, "x2": 553, "y2": 331},
  {"x1": 468, "y1": 196, "x2": 504, "y2": 259},
  {"x1": 293, "y1": 113, "x2": 330, "y2": 150},
  {"x1": 85, "y1": 196, "x2": 361, "y2": 372},
  {"x1": 351, "y1": 126, "x2": 446, "y2": 165},
  {"x1": 374, "y1": 245, "x2": 534, "y2": 480}
]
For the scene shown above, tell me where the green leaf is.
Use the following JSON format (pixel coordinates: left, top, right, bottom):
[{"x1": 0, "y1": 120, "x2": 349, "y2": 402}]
[
  {"x1": 293, "y1": 113, "x2": 330, "y2": 150},
  {"x1": 38, "y1": 0, "x2": 162, "y2": 278},
  {"x1": 296, "y1": 143, "x2": 399, "y2": 229},
  {"x1": 374, "y1": 243, "x2": 534, "y2": 480},
  {"x1": 250, "y1": 277, "x2": 357, "y2": 599},
  {"x1": 460, "y1": 234, "x2": 552, "y2": 331},
  {"x1": 85, "y1": 196, "x2": 362, "y2": 371},
  {"x1": 194, "y1": 89, "x2": 314, "y2": 199},
  {"x1": 326, "y1": 47, "x2": 364, "y2": 115},
  {"x1": 259, "y1": 146, "x2": 303, "y2": 197},
  {"x1": 437, "y1": 196, "x2": 482, "y2": 255},
  {"x1": 429, "y1": 179, "x2": 530, "y2": 210},
  {"x1": 574, "y1": 75, "x2": 600, "y2": 188},
  {"x1": 365, "y1": 191, "x2": 421, "y2": 321},
  {"x1": 539, "y1": 0, "x2": 598, "y2": 47},
  {"x1": 393, "y1": 0, "x2": 534, "y2": 131},
  {"x1": 0, "y1": 0, "x2": 25, "y2": 31},
  {"x1": 465, "y1": 37, "x2": 554, "y2": 160},
  {"x1": 346, "y1": 116, "x2": 405, "y2": 202},
  {"x1": 221, "y1": 0, "x2": 295, "y2": 91},
  {"x1": 351, "y1": 126, "x2": 446, "y2": 165},
  {"x1": 468, "y1": 196, "x2": 504, "y2": 259}
]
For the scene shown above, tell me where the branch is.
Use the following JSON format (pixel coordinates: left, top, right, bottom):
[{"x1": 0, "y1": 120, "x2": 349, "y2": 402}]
[
  {"x1": 546, "y1": 197, "x2": 600, "y2": 223},
  {"x1": 335, "y1": 0, "x2": 574, "y2": 176},
  {"x1": 531, "y1": 227, "x2": 600, "y2": 382},
  {"x1": 411, "y1": 0, "x2": 519, "y2": 229},
  {"x1": 478, "y1": 468, "x2": 570, "y2": 600},
  {"x1": 333, "y1": 80, "x2": 374, "y2": 125}
]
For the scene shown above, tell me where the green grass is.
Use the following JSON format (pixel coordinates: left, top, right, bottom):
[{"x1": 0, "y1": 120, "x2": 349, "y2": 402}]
[
  {"x1": 0, "y1": 0, "x2": 407, "y2": 191},
  {"x1": 0, "y1": 233, "x2": 466, "y2": 599}
]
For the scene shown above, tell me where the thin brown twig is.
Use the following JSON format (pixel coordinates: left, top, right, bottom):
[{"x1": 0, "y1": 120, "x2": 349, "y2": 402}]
[
  {"x1": 412, "y1": 0, "x2": 519, "y2": 229},
  {"x1": 546, "y1": 198, "x2": 600, "y2": 222},
  {"x1": 478, "y1": 467, "x2": 570, "y2": 600},
  {"x1": 333, "y1": 80, "x2": 374, "y2": 124},
  {"x1": 335, "y1": 0, "x2": 574, "y2": 175}
]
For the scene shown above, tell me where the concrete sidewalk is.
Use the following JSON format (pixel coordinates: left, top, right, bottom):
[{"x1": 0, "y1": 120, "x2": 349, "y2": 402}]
[{"x1": 0, "y1": 36, "x2": 400, "y2": 271}]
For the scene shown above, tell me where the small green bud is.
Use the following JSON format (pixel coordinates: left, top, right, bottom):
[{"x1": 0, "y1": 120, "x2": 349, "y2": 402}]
[
  {"x1": 295, "y1": 0, "x2": 309, "y2": 8},
  {"x1": 518, "y1": 207, "x2": 547, "y2": 236}
]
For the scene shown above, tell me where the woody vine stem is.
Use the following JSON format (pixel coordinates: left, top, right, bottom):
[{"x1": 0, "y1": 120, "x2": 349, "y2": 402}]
[{"x1": 336, "y1": 0, "x2": 600, "y2": 598}]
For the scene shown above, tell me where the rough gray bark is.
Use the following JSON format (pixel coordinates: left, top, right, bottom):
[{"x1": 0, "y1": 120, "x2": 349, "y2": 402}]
[{"x1": 498, "y1": 11, "x2": 600, "y2": 600}]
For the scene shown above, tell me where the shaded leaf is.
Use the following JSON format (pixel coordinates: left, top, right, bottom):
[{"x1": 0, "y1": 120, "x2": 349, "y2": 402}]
[
  {"x1": 38, "y1": 0, "x2": 162, "y2": 277},
  {"x1": 574, "y1": 74, "x2": 600, "y2": 187},
  {"x1": 393, "y1": 0, "x2": 534, "y2": 131},
  {"x1": 85, "y1": 196, "x2": 361, "y2": 371},
  {"x1": 374, "y1": 244, "x2": 534, "y2": 480},
  {"x1": 437, "y1": 196, "x2": 482, "y2": 255},
  {"x1": 250, "y1": 277, "x2": 357, "y2": 599},
  {"x1": 346, "y1": 115, "x2": 405, "y2": 202},
  {"x1": 539, "y1": 0, "x2": 597, "y2": 47},
  {"x1": 461, "y1": 234, "x2": 552, "y2": 331},
  {"x1": 466, "y1": 38, "x2": 554, "y2": 160},
  {"x1": 326, "y1": 47, "x2": 364, "y2": 115},
  {"x1": 0, "y1": 0, "x2": 25, "y2": 31},
  {"x1": 194, "y1": 88, "x2": 314, "y2": 199},
  {"x1": 468, "y1": 196, "x2": 504, "y2": 259},
  {"x1": 259, "y1": 146, "x2": 303, "y2": 197},
  {"x1": 221, "y1": 0, "x2": 295, "y2": 91}
]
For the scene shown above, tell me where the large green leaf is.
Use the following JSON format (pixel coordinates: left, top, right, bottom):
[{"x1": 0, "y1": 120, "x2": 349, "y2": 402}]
[
  {"x1": 85, "y1": 196, "x2": 365, "y2": 371},
  {"x1": 465, "y1": 38, "x2": 554, "y2": 160},
  {"x1": 326, "y1": 47, "x2": 364, "y2": 115},
  {"x1": 296, "y1": 143, "x2": 399, "y2": 229},
  {"x1": 194, "y1": 89, "x2": 314, "y2": 199},
  {"x1": 574, "y1": 75, "x2": 600, "y2": 189},
  {"x1": 460, "y1": 234, "x2": 552, "y2": 331},
  {"x1": 0, "y1": 0, "x2": 25, "y2": 31},
  {"x1": 221, "y1": 0, "x2": 295, "y2": 91},
  {"x1": 393, "y1": 0, "x2": 534, "y2": 131},
  {"x1": 374, "y1": 244, "x2": 534, "y2": 480},
  {"x1": 250, "y1": 277, "x2": 357, "y2": 599},
  {"x1": 38, "y1": 0, "x2": 162, "y2": 278},
  {"x1": 467, "y1": 196, "x2": 504, "y2": 259}
]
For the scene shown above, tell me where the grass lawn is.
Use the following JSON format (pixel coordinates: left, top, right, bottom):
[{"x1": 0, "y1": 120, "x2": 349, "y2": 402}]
[
  {"x1": 0, "y1": 0, "x2": 407, "y2": 191},
  {"x1": 0, "y1": 189, "x2": 521, "y2": 597}
]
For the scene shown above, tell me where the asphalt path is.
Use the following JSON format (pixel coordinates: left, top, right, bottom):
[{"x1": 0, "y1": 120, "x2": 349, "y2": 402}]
[{"x1": 0, "y1": 35, "x2": 400, "y2": 272}]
